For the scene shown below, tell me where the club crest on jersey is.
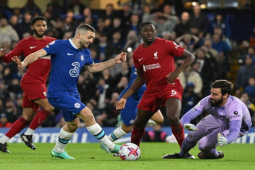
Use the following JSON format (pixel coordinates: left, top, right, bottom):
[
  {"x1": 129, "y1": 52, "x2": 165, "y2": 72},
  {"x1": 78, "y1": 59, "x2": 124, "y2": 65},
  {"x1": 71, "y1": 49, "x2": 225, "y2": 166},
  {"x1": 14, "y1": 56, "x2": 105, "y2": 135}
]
[
  {"x1": 154, "y1": 52, "x2": 158, "y2": 59},
  {"x1": 74, "y1": 103, "x2": 81, "y2": 108},
  {"x1": 81, "y1": 55, "x2": 84, "y2": 61}
]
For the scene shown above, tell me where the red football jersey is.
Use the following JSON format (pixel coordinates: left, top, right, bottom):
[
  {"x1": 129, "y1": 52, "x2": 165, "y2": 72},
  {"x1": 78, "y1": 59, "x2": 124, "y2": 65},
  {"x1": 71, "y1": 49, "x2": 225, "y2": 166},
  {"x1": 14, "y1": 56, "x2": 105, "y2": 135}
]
[
  {"x1": 133, "y1": 38, "x2": 185, "y2": 90},
  {"x1": 1, "y1": 36, "x2": 56, "y2": 83}
]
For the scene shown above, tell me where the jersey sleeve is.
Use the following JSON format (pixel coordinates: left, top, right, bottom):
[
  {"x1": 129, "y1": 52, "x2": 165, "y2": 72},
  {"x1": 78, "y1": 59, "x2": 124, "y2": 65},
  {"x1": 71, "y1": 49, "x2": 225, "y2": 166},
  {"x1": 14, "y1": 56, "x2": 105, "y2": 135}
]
[
  {"x1": 43, "y1": 40, "x2": 61, "y2": 55},
  {"x1": 1, "y1": 40, "x2": 24, "y2": 63},
  {"x1": 166, "y1": 40, "x2": 185, "y2": 57},
  {"x1": 133, "y1": 51, "x2": 141, "y2": 69}
]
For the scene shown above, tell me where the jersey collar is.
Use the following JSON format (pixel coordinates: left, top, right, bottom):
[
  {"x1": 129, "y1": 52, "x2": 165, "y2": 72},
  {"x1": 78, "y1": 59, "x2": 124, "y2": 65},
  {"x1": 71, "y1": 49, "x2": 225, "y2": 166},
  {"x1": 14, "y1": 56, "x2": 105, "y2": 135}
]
[{"x1": 69, "y1": 38, "x2": 78, "y2": 49}]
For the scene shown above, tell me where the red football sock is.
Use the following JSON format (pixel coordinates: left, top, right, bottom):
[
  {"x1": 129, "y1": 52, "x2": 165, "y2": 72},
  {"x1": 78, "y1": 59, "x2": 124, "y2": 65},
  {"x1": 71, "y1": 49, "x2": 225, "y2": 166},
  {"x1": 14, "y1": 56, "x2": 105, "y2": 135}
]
[
  {"x1": 29, "y1": 109, "x2": 51, "y2": 130},
  {"x1": 171, "y1": 124, "x2": 185, "y2": 148},
  {"x1": 131, "y1": 126, "x2": 145, "y2": 147},
  {"x1": 5, "y1": 117, "x2": 29, "y2": 138}
]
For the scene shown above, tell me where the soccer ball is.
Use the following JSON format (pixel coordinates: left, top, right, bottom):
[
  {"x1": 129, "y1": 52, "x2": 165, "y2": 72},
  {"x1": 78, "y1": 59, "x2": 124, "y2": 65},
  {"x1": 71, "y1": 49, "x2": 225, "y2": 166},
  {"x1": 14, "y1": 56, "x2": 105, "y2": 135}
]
[{"x1": 119, "y1": 143, "x2": 141, "y2": 161}]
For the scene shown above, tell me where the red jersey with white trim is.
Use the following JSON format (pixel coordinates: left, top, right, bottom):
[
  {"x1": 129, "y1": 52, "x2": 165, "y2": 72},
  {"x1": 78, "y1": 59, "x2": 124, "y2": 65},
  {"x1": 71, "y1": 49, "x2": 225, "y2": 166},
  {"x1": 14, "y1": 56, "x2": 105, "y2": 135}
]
[
  {"x1": 1, "y1": 36, "x2": 55, "y2": 83},
  {"x1": 133, "y1": 38, "x2": 185, "y2": 90}
]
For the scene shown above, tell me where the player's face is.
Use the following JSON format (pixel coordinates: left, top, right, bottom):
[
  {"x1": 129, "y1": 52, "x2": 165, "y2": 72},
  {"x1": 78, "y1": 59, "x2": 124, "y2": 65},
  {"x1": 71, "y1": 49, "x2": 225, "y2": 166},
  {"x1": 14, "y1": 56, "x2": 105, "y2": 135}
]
[
  {"x1": 79, "y1": 31, "x2": 95, "y2": 49},
  {"x1": 32, "y1": 20, "x2": 47, "y2": 37},
  {"x1": 140, "y1": 24, "x2": 156, "y2": 43},
  {"x1": 210, "y1": 88, "x2": 224, "y2": 107}
]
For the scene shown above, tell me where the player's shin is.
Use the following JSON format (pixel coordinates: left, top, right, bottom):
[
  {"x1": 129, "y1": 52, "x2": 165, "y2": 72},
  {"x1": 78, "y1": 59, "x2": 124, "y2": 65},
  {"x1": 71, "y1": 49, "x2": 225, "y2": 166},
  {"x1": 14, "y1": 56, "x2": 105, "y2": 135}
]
[
  {"x1": 87, "y1": 123, "x2": 115, "y2": 150},
  {"x1": 109, "y1": 127, "x2": 128, "y2": 142},
  {"x1": 53, "y1": 128, "x2": 74, "y2": 153},
  {"x1": 131, "y1": 126, "x2": 145, "y2": 147},
  {"x1": 170, "y1": 124, "x2": 185, "y2": 148}
]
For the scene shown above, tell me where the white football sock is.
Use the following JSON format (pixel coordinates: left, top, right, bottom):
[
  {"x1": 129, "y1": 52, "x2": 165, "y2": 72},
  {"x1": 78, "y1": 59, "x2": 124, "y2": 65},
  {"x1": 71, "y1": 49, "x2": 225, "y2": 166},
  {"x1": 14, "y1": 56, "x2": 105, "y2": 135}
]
[
  {"x1": 0, "y1": 135, "x2": 10, "y2": 144},
  {"x1": 87, "y1": 123, "x2": 114, "y2": 150},
  {"x1": 108, "y1": 127, "x2": 127, "y2": 142},
  {"x1": 53, "y1": 128, "x2": 74, "y2": 153},
  {"x1": 24, "y1": 128, "x2": 35, "y2": 135}
]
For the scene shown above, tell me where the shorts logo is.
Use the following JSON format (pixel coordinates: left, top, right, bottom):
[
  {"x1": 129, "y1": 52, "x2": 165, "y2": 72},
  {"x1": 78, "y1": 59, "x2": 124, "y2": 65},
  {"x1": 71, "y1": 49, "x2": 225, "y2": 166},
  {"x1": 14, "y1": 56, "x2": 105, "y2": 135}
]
[
  {"x1": 43, "y1": 91, "x2": 47, "y2": 97},
  {"x1": 171, "y1": 90, "x2": 177, "y2": 96},
  {"x1": 74, "y1": 103, "x2": 81, "y2": 108},
  {"x1": 81, "y1": 55, "x2": 84, "y2": 61},
  {"x1": 130, "y1": 119, "x2": 134, "y2": 124}
]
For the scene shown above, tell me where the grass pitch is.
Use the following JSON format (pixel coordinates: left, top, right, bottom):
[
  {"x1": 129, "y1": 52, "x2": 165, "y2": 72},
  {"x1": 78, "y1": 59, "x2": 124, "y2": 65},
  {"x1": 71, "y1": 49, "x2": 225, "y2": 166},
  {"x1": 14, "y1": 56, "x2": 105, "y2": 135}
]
[{"x1": 0, "y1": 143, "x2": 253, "y2": 170}]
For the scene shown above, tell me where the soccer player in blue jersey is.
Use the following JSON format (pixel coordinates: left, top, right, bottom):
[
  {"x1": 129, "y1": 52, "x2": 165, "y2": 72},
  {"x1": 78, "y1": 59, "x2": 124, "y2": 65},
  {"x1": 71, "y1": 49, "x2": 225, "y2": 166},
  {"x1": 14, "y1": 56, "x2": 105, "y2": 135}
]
[
  {"x1": 104, "y1": 66, "x2": 164, "y2": 151},
  {"x1": 12, "y1": 24, "x2": 127, "y2": 159}
]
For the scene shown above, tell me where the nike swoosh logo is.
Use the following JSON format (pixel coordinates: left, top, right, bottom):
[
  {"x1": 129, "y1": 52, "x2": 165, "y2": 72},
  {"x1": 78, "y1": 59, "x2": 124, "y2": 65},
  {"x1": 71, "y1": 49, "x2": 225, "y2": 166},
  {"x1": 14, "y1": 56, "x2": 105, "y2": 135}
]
[
  {"x1": 138, "y1": 58, "x2": 143, "y2": 61},
  {"x1": 30, "y1": 46, "x2": 36, "y2": 49},
  {"x1": 67, "y1": 53, "x2": 73, "y2": 55}
]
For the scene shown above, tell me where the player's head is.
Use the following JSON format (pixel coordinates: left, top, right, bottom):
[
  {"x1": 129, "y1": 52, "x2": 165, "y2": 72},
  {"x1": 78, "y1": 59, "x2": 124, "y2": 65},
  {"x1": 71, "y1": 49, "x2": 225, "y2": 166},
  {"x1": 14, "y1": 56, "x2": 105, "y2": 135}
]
[
  {"x1": 31, "y1": 16, "x2": 47, "y2": 38},
  {"x1": 210, "y1": 80, "x2": 233, "y2": 107},
  {"x1": 139, "y1": 22, "x2": 156, "y2": 43},
  {"x1": 75, "y1": 24, "x2": 95, "y2": 49}
]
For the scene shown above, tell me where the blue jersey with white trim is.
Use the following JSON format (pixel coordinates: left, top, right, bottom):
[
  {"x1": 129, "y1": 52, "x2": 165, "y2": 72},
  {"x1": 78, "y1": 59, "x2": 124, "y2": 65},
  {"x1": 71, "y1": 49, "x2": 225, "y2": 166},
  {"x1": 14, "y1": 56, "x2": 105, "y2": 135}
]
[
  {"x1": 118, "y1": 66, "x2": 146, "y2": 100},
  {"x1": 44, "y1": 39, "x2": 93, "y2": 96}
]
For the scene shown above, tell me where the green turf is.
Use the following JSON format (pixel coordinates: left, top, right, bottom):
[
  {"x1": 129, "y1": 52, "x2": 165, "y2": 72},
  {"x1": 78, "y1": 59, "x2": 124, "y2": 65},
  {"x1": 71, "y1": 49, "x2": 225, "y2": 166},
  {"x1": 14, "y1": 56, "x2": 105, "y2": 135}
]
[{"x1": 0, "y1": 143, "x2": 253, "y2": 170}]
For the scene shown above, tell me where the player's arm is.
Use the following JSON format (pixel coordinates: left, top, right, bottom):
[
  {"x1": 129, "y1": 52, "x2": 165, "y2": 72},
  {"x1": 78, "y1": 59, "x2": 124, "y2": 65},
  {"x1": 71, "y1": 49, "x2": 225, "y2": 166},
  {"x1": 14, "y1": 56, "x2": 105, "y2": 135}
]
[
  {"x1": 166, "y1": 49, "x2": 195, "y2": 83},
  {"x1": 0, "y1": 41, "x2": 24, "y2": 63},
  {"x1": 86, "y1": 52, "x2": 127, "y2": 73},
  {"x1": 12, "y1": 49, "x2": 47, "y2": 68},
  {"x1": 116, "y1": 67, "x2": 145, "y2": 110}
]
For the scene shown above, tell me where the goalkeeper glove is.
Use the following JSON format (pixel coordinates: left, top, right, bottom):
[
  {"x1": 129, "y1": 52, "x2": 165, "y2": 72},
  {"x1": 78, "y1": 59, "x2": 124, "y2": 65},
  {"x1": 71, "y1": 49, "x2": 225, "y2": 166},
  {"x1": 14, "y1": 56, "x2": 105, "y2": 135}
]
[
  {"x1": 217, "y1": 133, "x2": 228, "y2": 147},
  {"x1": 184, "y1": 123, "x2": 197, "y2": 131}
]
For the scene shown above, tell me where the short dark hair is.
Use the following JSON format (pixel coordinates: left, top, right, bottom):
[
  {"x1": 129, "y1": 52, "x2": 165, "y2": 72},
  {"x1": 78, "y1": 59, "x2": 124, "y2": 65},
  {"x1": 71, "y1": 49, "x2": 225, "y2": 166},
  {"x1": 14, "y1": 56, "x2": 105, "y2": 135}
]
[
  {"x1": 77, "y1": 24, "x2": 95, "y2": 33},
  {"x1": 31, "y1": 16, "x2": 47, "y2": 25},
  {"x1": 139, "y1": 22, "x2": 155, "y2": 31},
  {"x1": 211, "y1": 80, "x2": 233, "y2": 95}
]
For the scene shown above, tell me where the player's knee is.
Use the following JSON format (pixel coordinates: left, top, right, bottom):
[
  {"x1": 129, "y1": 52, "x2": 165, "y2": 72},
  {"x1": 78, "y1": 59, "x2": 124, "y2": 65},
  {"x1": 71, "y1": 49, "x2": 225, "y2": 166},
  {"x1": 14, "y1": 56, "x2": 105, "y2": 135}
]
[
  {"x1": 44, "y1": 105, "x2": 54, "y2": 113},
  {"x1": 198, "y1": 138, "x2": 208, "y2": 151},
  {"x1": 155, "y1": 118, "x2": 164, "y2": 125},
  {"x1": 168, "y1": 116, "x2": 179, "y2": 126},
  {"x1": 67, "y1": 122, "x2": 79, "y2": 131},
  {"x1": 22, "y1": 113, "x2": 35, "y2": 121}
]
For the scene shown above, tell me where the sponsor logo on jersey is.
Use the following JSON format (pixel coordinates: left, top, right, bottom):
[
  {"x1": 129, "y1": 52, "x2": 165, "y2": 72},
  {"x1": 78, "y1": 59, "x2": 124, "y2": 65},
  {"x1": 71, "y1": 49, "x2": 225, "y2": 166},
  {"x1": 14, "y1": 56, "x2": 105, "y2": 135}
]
[
  {"x1": 69, "y1": 62, "x2": 80, "y2": 77},
  {"x1": 74, "y1": 103, "x2": 81, "y2": 108},
  {"x1": 30, "y1": 46, "x2": 36, "y2": 49},
  {"x1": 234, "y1": 111, "x2": 238, "y2": 115},
  {"x1": 170, "y1": 90, "x2": 177, "y2": 96},
  {"x1": 81, "y1": 55, "x2": 84, "y2": 61},
  {"x1": 143, "y1": 63, "x2": 161, "y2": 71},
  {"x1": 154, "y1": 52, "x2": 158, "y2": 59}
]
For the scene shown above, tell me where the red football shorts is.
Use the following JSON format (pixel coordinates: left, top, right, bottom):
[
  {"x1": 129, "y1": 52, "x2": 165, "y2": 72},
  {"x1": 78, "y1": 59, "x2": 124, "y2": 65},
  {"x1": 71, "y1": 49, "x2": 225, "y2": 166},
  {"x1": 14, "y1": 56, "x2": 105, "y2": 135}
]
[
  {"x1": 21, "y1": 80, "x2": 47, "y2": 111},
  {"x1": 137, "y1": 82, "x2": 183, "y2": 112}
]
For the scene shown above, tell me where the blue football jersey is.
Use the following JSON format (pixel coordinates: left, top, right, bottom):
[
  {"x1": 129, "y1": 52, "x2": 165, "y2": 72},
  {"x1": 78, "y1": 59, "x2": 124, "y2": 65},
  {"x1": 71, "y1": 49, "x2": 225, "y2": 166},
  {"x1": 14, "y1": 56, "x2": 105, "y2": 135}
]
[
  {"x1": 118, "y1": 66, "x2": 146, "y2": 100},
  {"x1": 44, "y1": 39, "x2": 93, "y2": 97}
]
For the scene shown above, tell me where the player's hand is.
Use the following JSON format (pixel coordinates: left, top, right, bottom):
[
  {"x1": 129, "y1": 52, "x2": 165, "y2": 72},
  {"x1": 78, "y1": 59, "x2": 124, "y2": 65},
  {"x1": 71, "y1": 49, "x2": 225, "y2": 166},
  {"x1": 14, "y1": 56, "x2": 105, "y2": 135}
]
[
  {"x1": 166, "y1": 70, "x2": 179, "y2": 84},
  {"x1": 217, "y1": 133, "x2": 228, "y2": 147},
  {"x1": 114, "y1": 52, "x2": 127, "y2": 64},
  {"x1": 184, "y1": 123, "x2": 197, "y2": 131},
  {"x1": 116, "y1": 98, "x2": 127, "y2": 110},
  {"x1": 12, "y1": 56, "x2": 25, "y2": 68},
  {"x1": 0, "y1": 48, "x2": 6, "y2": 57}
]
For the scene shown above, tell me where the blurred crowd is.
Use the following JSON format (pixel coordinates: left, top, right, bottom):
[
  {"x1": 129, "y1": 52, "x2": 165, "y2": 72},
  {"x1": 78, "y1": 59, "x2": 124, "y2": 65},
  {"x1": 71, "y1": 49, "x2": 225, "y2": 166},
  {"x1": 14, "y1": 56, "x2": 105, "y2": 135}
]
[{"x1": 0, "y1": 0, "x2": 254, "y2": 128}]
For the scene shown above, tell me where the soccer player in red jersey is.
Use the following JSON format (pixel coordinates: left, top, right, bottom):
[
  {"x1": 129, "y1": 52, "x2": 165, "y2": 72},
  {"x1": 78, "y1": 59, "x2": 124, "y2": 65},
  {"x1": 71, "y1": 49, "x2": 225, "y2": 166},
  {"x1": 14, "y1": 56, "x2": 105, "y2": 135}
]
[
  {"x1": 0, "y1": 16, "x2": 55, "y2": 153},
  {"x1": 116, "y1": 22, "x2": 196, "y2": 158}
]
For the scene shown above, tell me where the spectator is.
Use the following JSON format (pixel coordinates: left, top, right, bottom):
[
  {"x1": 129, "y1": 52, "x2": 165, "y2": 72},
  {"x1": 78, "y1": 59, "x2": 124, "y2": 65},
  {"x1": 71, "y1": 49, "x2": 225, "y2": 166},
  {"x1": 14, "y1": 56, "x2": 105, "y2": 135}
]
[
  {"x1": 0, "y1": 113, "x2": 12, "y2": 128},
  {"x1": 236, "y1": 55, "x2": 255, "y2": 95},
  {"x1": 244, "y1": 77, "x2": 255, "y2": 103},
  {"x1": 174, "y1": 12, "x2": 191, "y2": 37},
  {"x1": 21, "y1": 0, "x2": 42, "y2": 16},
  {"x1": 68, "y1": 0, "x2": 86, "y2": 15},
  {"x1": 0, "y1": 18, "x2": 19, "y2": 47},
  {"x1": 16, "y1": 12, "x2": 32, "y2": 39}
]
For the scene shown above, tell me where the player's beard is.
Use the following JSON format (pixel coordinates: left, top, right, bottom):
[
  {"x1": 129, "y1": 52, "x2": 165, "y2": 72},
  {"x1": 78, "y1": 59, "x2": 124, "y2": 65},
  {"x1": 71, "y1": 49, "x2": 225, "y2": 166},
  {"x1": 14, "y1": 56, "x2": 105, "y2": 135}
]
[
  {"x1": 210, "y1": 97, "x2": 223, "y2": 107},
  {"x1": 33, "y1": 29, "x2": 45, "y2": 37},
  {"x1": 80, "y1": 40, "x2": 89, "y2": 49}
]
